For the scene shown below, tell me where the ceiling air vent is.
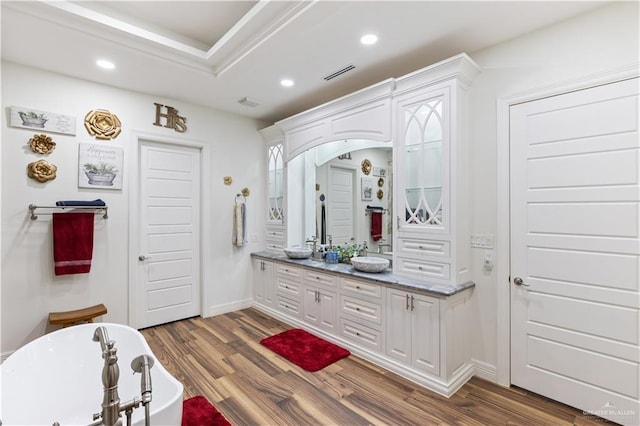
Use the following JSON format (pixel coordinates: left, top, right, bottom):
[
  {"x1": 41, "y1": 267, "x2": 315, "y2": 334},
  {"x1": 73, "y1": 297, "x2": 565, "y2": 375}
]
[
  {"x1": 238, "y1": 97, "x2": 261, "y2": 107},
  {"x1": 323, "y1": 65, "x2": 355, "y2": 81}
]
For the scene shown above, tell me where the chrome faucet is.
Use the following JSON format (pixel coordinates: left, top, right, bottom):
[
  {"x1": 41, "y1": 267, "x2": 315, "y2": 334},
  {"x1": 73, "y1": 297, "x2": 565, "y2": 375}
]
[
  {"x1": 361, "y1": 241, "x2": 369, "y2": 256},
  {"x1": 91, "y1": 327, "x2": 154, "y2": 426},
  {"x1": 305, "y1": 236, "x2": 318, "y2": 258}
]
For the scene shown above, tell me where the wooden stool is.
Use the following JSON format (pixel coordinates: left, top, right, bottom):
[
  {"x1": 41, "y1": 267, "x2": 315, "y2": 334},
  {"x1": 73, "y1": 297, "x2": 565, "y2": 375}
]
[{"x1": 48, "y1": 303, "x2": 108, "y2": 328}]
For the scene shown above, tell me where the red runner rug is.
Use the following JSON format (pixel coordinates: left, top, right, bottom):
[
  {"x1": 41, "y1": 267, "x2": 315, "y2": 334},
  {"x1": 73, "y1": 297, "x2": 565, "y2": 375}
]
[
  {"x1": 260, "y1": 328, "x2": 350, "y2": 372},
  {"x1": 182, "y1": 396, "x2": 231, "y2": 426}
]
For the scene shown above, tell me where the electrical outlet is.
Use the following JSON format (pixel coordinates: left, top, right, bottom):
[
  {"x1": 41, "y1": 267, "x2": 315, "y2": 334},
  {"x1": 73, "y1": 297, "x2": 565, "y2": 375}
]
[
  {"x1": 470, "y1": 233, "x2": 494, "y2": 249},
  {"x1": 484, "y1": 250, "x2": 494, "y2": 270}
]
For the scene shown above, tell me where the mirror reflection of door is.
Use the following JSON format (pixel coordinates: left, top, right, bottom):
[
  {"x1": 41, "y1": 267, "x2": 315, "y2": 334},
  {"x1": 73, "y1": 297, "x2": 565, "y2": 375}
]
[{"x1": 328, "y1": 166, "x2": 355, "y2": 244}]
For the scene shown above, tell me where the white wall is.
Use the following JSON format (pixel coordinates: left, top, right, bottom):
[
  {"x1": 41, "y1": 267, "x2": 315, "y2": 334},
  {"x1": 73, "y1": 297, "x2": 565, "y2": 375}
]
[
  {"x1": 1, "y1": 62, "x2": 267, "y2": 355},
  {"x1": 467, "y1": 1, "x2": 639, "y2": 381}
]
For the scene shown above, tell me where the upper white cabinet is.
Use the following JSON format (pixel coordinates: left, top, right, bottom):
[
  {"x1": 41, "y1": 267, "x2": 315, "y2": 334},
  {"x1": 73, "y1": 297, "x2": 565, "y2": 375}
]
[
  {"x1": 393, "y1": 55, "x2": 479, "y2": 285},
  {"x1": 262, "y1": 53, "x2": 479, "y2": 286},
  {"x1": 260, "y1": 125, "x2": 286, "y2": 252},
  {"x1": 277, "y1": 79, "x2": 394, "y2": 161}
]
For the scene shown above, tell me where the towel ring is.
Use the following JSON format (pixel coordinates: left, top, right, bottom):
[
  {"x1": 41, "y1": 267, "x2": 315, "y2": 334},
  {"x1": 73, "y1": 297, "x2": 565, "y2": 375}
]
[{"x1": 234, "y1": 194, "x2": 246, "y2": 205}]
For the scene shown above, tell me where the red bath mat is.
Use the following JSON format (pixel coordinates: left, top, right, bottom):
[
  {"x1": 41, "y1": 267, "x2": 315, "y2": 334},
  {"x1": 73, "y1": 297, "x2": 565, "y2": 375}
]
[
  {"x1": 182, "y1": 396, "x2": 231, "y2": 426},
  {"x1": 260, "y1": 328, "x2": 350, "y2": 372}
]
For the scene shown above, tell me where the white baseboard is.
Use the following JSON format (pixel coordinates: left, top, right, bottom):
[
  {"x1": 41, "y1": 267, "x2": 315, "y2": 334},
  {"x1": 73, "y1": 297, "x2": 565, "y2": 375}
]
[
  {"x1": 472, "y1": 358, "x2": 498, "y2": 383},
  {"x1": 206, "y1": 298, "x2": 253, "y2": 317}
]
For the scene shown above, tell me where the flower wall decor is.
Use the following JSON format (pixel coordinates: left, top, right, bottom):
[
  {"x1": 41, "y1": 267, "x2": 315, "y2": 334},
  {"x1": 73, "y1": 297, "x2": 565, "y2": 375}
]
[
  {"x1": 27, "y1": 159, "x2": 57, "y2": 182},
  {"x1": 84, "y1": 109, "x2": 122, "y2": 140},
  {"x1": 29, "y1": 133, "x2": 56, "y2": 154},
  {"x1": 361, "y1": 159, "x2": 372, "y2": 175}
]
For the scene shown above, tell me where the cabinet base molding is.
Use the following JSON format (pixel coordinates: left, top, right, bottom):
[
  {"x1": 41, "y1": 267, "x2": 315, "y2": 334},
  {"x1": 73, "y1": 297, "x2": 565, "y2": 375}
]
[{"x1": 253, "y1": 302, "x2": 474, "y2": 397}]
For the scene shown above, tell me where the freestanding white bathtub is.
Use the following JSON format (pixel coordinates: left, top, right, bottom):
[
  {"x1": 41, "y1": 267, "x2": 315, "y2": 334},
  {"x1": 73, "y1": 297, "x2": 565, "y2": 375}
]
[{"x1": 0, "y1": 323, "x2": 183, "y2": 426}]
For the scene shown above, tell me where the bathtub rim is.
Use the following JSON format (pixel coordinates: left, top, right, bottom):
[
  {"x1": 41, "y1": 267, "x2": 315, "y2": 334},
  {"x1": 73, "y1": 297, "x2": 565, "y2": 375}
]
[{"x1": 1, "y1": 322, "x2": 184, "y2": 423}]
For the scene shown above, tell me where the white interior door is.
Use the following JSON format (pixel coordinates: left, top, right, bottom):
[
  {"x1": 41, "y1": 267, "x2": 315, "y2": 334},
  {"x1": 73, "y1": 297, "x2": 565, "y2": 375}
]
[
  {"x1": 510, "y1": 78, "x2": 639, "y2": 425},
  {"x1": 328, "y1": 166, "x2": 355, "y2": 244},
  {"x1": 138, "y1": 141, "x2": 201, "y2": 329}
]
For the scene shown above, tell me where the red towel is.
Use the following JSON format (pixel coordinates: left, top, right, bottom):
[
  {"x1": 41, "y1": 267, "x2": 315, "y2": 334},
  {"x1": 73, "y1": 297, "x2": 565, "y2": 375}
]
[
  {"x1": 52, "y1": 213, "x2": 94, "y2": 275},
  {"x1": 371, "y1": 211, "x2": 382, "y2": 242}
]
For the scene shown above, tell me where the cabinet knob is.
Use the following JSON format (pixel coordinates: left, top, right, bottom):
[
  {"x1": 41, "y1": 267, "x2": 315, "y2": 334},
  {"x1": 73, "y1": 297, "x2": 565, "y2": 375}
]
[
  {"x1": 356, "y1": 286, "x2": 361, "y2": 290},
  {"x1": 356, "y1": 307, "x2": 360, "y2": 311}
]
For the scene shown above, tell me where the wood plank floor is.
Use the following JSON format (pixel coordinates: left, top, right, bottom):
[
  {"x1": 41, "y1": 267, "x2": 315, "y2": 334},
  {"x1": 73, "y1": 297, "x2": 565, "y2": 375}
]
[{"x1": 140, "y1": 308, "x2": 610, "y2": 425}]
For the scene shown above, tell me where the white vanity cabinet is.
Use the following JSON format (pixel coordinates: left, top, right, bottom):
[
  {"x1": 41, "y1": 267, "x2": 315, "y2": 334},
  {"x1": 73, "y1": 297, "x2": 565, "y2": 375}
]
[
  {"x1": 274, "y1": 263, "x2": 302, "y2": 318},
  {"x1": 252, "y1": 258, "x2": 275, "y2": 308},
  {"x1": 260, "y1": 125, "x2": 286, "y2": 253},
  {"x1": 338, "y1": 276, "x2": 385, "y2": 352},
  {"x1": 302, "y1": 269, "x2": 338, "y2": 332},
  {"x1": 386, "y1": 288, "x2": 440, "y2": 376},
  {"x1": 251, "y1": 254, "x2": 474, "y2": 397},
  {"x1": 393, "y1": 55, "x2": 480, "y2": 285}
]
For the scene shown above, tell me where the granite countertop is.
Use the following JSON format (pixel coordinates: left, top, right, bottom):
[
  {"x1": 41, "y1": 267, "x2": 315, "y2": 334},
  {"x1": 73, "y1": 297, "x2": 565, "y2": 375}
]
[{"x1": 251, "y1": 251, "x2": 475, "y2": 297}]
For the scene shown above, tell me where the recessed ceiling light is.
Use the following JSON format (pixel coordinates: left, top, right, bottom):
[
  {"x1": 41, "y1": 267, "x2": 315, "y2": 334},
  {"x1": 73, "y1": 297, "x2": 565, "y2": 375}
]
[
  {"x1": 360, "y1": 34, "x2": 378, "y2": 45},
  {"x1": 280, "y1": 79, "x2": 294, "y2": 87},
  {"x1": 96, "y1": 59, "x2": 115, "y2": 70}
]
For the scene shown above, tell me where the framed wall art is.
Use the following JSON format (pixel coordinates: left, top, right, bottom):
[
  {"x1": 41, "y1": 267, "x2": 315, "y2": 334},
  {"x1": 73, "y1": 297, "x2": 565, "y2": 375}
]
[
  {"x1": 361, "y1": 177, "x2": 374, "y2": 201},
  {"x1": 10, "y1": 106, "x2": 76, "y2": 135},
  {"x1": 78, "y1": 143, "x2": 123, "y2": 190}
]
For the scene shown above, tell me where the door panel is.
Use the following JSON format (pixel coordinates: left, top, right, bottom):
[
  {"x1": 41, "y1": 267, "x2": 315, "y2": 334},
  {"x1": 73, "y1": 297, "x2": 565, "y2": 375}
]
[
  {"x1": 328, "y1": 167, "x2": 355, "y2": 244},
  {"x1": 138, "y1": 142, "x2": 201, "y2": 328},
  {"x1": 510, "y1": 78, "x2": 640, "y2": 425}
]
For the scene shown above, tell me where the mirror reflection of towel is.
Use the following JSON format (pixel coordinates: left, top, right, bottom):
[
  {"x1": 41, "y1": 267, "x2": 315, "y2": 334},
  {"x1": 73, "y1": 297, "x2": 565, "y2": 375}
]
[
  {"x1": 52, "y1": 212, "x2": 94, "y2": 275},
  {"x1": 371, "y1": 211, "x2": 382, "y2": 241},
  {"x1": 232, "y1": 203, "x2": 247, "y2": 247}
]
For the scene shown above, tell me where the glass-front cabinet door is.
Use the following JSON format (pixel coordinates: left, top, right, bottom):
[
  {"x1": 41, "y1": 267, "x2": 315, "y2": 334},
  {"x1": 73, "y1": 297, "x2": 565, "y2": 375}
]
[
  {"x1": 397, "y1": 88, "x2": 449, "y2": 235},
  {"x1": 404, "y1": 97, "x2": 444, "y2": 227},
  {"x1": 393, "y1": 84, "x2": 453, "y2": 284},
  {"x1": 267, "y1": 143, "x2": 284, "y2": 224}
]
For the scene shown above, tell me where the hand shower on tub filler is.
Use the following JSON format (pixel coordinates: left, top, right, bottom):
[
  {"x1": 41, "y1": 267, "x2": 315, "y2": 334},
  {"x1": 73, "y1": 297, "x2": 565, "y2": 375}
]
[{"x1": 90, "y1": 326, "x2": 155, "y2": 426}]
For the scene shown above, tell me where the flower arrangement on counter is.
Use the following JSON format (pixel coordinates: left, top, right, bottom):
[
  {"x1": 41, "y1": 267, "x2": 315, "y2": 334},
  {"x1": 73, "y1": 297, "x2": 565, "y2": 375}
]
[{"x1": 335, "y1": 243, "x2": 365, "y2": 263}]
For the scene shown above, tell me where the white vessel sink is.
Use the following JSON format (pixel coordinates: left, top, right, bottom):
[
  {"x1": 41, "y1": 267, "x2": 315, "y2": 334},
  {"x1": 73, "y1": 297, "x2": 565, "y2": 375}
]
[
  {"x1": 351, "y1": 256, "x2": 390, "y2": 273},
  {"x1": 283, "y1": 247, "x2": 312, "y2": 259}
]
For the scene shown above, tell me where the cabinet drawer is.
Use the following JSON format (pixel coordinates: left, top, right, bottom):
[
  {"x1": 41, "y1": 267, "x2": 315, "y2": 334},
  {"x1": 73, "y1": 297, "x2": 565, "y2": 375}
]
[
  {"x1": 398, "y1": 238, "x2": 450, "y2": 257},
  {"x1": 340, "y1": 277, "x2": 382, "y2": 299},
  {"x1": 276, "y1": 277, "x2": 301, "y2": 297},
  {"x1": 265, "y1": 228, "x2": 285, "y2": 239},
  {"x1": 276, "y1": 295, "x2": 301, "y2": 318},
  {"x1": 395, "y1": 256, "x2": 450, "y2": 281},
  {"x1": 277, "y1": 264, "x2": 302, "y2": 279},
  {"x1": 265, "y1": 239, "x2": 285, "y2": 251},
  {"x1": 303, "y1": 269, "x2": 337, "y2": 288},
  {"x1": 339, "y1": 318, "x2": 382, "y2": 352},
  {"x1": 339, "y1": 295, "x2": 383, "y2": 325}
]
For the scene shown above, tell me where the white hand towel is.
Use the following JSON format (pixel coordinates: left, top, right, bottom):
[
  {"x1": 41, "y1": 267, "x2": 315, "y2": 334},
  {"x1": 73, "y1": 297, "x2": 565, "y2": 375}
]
[{"x1": 232, "y1": 203, "x2": 246, "y2": 247}]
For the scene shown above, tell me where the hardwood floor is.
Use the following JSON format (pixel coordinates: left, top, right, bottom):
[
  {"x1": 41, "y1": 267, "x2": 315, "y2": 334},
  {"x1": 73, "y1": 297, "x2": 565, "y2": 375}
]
[{"x1": 140, "y1": 309, "x2": 609, "y2": 425}]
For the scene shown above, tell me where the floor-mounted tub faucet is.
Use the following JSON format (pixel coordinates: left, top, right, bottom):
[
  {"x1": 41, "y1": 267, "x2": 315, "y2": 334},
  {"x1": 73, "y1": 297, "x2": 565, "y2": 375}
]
[
  {"x1": 92, "y1": 327, "x2": 122, "y2": 426},
  {"x1": 90, "y1": 327, "x2": 154, "y2": 426}
]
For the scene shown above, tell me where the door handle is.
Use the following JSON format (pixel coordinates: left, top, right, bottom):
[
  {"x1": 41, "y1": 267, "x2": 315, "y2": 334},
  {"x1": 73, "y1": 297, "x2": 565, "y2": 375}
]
[
  {"x1": 513, "y1": 276, "x2": 530, "y2": 287},
  {"x1": 138, "y1": 255, "x2": 150, "y2": 261}
]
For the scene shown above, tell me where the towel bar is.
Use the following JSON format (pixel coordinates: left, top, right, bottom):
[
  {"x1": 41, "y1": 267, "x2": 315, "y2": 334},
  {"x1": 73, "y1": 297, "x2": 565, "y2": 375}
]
[{"x1": 28, "y1": 204, "x2": 108, "y2": 220}]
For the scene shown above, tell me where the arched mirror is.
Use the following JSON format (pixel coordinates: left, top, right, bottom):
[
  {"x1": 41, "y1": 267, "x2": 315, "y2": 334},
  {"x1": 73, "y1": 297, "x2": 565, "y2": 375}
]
[{"x1": 289, "y1": 139, "x2": 393, "y2": 260}]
